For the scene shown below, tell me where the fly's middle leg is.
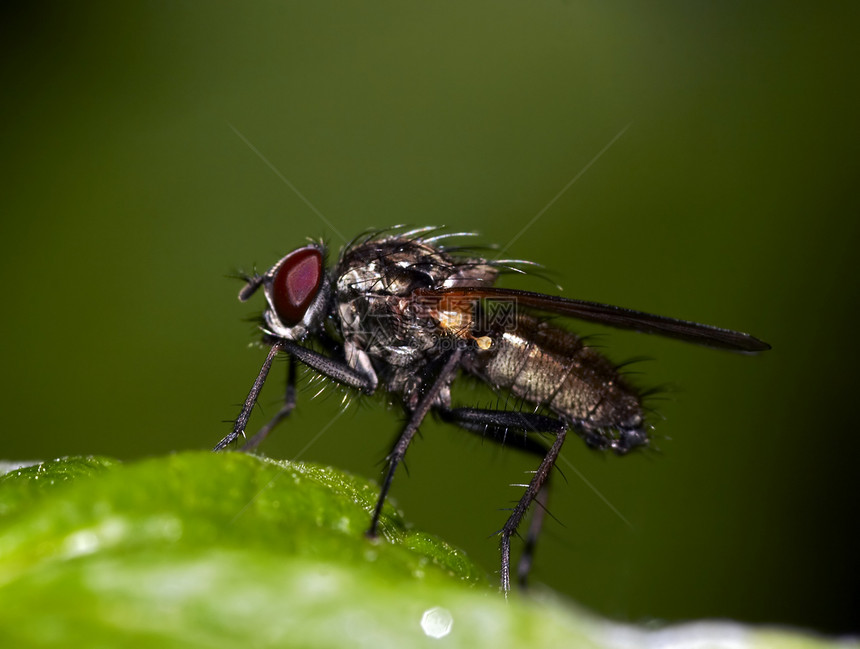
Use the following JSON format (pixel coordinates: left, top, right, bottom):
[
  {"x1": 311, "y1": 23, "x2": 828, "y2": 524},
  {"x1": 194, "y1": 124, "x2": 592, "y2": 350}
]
[{"x1": 366, "y1": 348, "x2": 464, "y2": 539}]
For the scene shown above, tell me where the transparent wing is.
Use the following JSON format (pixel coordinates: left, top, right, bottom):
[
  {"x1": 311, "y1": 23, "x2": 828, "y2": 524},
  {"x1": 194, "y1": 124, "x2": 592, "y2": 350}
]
[{"x1": 415, "y1": 287, "x2": 770, "y2": 353}]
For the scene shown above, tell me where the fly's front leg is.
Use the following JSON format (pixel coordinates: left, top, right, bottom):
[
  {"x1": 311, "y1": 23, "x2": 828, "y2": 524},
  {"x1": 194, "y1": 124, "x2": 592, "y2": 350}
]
[
  {"x1": 214, "y1": 343, "x2": 283, "y2": 451},
  {"x1": 241, "y1": 355, "x2": 298, "y2": 451},
  {"x1": 438, "y1": 407, "x2": 566, "y2": 591},
  {"x1": 214, "y1": 338, "x2": 377, "y2": 451},
  {"x1": 278, "y1": 338, "x2": 377, "y2": 394}
]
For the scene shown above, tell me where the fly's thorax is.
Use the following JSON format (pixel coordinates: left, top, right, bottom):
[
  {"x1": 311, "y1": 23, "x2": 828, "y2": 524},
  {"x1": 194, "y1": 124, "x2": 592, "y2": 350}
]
[
  {"x1": 334, "y1": 237, "x2": 498, "y2": 300},
  {"x1": 333, "y1": 235, "x2": 498, "y2": 365},
  {"x1": 336, "y1": 293, "x2": 438, "y2": 368}
]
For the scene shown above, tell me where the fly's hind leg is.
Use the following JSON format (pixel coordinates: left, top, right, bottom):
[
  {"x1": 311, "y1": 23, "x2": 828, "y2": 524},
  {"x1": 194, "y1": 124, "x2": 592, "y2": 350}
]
[
  {"x1": 500, "y1": 427, "x2": 567, "y2": 594},
  {"x1": 516, "y1": 481, "x2": 548, "y2": 588},
  {"x1": 437, "y1": 407, "x2": 568, "y2": 593}
]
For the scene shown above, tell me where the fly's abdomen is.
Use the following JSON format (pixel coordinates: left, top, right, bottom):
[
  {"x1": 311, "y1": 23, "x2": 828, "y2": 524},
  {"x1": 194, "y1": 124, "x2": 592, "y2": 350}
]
[{"x1": 464, "y1": 312, "x2": 647, "y2": 453}]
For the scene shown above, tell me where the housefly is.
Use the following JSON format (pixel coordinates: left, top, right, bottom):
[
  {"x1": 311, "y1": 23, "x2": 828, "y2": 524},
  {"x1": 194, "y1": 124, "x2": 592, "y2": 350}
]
[{"x1": 214, "y1": 226, "x2": 770, "y2": 592}]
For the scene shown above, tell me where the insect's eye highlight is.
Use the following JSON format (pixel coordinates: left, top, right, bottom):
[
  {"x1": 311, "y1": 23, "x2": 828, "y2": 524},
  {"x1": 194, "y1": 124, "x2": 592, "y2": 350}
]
[{"x1": 271, "y1": 246, "x2": 323, "y2": 326}]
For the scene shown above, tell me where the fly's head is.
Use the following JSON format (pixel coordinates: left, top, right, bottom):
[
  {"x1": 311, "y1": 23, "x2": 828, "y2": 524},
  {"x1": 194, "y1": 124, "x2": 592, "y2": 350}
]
[{"x1": 240, "y1": 244, "x2": 331, "y2": 341}]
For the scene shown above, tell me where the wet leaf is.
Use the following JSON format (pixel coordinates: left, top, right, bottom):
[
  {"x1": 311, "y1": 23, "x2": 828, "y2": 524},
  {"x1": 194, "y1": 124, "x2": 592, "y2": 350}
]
[{"x1": 0, "y1": 453, "x2": 848, "y2": 649}]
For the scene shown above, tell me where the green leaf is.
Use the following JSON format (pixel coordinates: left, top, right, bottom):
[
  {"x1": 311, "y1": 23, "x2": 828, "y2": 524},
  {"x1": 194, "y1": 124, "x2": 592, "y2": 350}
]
[
  {"x1": 0, "y1": 453, "x2": 851, "y2": 649},
  {"x1": 0, "y1": 456, "x2": 118, "y2": 519}
]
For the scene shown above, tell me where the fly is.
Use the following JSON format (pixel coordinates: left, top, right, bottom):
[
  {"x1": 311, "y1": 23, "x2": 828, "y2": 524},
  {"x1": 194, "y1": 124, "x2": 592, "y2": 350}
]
[{"x1": 214, "y1": 226, "x2": 770, "y2": 592}]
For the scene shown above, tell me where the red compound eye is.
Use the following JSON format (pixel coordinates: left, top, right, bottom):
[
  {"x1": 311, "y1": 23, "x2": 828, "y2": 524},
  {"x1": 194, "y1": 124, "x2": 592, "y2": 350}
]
[{"x1": 271, "y1": 246, "x2": 323, "y2": 326}]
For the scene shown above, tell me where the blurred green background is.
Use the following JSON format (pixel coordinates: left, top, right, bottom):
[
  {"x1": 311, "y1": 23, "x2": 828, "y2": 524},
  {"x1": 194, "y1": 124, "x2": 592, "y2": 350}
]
[{"x1": 2, "y1": 1, "x2": 857, "y2": 635}]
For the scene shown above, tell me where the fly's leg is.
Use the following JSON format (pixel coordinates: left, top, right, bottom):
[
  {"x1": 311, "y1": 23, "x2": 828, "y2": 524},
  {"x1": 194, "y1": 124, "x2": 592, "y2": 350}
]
[
  {"x1": 517, "y1": 483, "x2": 548, "y2": 588},
  {"x1": 499, "y1": 427, "x2": 567, "y2": 594},
  {"x1": 437, "y1": 407, "x2": 567, "y2": 591},
  {"x1": 214, "y1": 343, "x2": 282, "y2": 451},
  {"x1": 214, "y1": 339, "x2": 376, "y2": 451},
  {"x1": 438, "y1": 408, "x2": 565, "y2": 440},
  {"x1": 367, "y1": 348, "x2": 464, "y2": 538},
  {"x1": 241, "y1": 355, "x2": 297, "y2": 452},
  {"x1": 277, "y1": 338, "x2": 376, "y2": 394}
]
